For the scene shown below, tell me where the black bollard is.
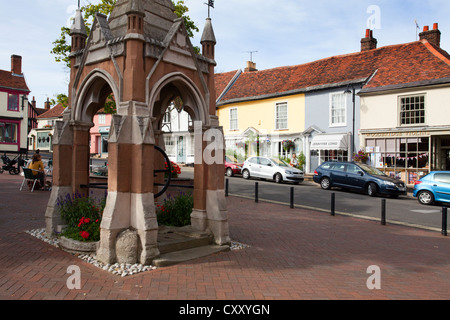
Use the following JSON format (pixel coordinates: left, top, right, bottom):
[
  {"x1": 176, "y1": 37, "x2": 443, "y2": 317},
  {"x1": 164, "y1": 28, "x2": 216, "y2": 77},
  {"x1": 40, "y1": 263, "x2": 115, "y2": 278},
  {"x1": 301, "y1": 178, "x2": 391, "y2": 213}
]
[
  {"x1": 381, "y1": 199, "x2": 386, "y2": 225},
  {"x1": 290, "y1": 187, "x2": 294, "y2": 209},
  {"x1": 225, "y1": 178, "x2": 229, "y2": 197},
  {"x1": 331, "y1": 193, "x2": 335, "y2": 216},
  {"x1": 255, "y1": 182, "x2": 259, "y2": 203},
  {"x1": 442, "y1": 207, "x2": 448, "y2": 236}
]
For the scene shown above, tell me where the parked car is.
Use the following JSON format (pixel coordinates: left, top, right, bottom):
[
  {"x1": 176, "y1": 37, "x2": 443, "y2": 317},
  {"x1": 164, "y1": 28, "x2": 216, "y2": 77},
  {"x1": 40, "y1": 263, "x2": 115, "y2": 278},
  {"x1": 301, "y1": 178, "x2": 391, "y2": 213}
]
[
  {"x1": 313, "y1": 161, "x2": 407, "y2": 197},
  {"x1": 413, "y1": 171, "x2": 450, "y2": 205},
  {"x1": 241, "y1": 156, "x2": 304, "y2": 184},
  {"x1": 225, "y1": 155, "x2": 243, "y2": 177}
]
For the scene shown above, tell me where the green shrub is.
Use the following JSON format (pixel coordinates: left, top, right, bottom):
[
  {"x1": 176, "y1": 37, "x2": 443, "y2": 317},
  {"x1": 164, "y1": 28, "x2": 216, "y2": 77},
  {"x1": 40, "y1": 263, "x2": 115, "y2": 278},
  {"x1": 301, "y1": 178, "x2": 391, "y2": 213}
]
[{"x1": 156, "y1": 192, "x2": 193, "y2": 227}]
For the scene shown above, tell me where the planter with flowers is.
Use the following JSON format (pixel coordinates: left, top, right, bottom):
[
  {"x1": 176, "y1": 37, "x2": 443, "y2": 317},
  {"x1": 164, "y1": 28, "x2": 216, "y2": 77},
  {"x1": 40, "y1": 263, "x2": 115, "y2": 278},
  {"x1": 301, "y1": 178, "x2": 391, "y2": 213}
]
[
  {"x1": 353, "y1": 149, "x2": 370, "y2": 163},
  {"x1": 165, "y1": 161, "x2": 181, "y2": 178},
  {"x1": 57, "y1": 191, "x2": 105, "y2": 253},
  {"x1": 282, "y1": 139, "x2": 295, "y2": 152}
]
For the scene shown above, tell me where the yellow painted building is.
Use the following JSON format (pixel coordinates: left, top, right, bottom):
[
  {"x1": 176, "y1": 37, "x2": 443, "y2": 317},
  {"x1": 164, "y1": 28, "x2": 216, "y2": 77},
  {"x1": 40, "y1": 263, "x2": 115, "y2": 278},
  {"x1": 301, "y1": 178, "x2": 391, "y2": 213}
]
[{"x1": 215, "y1": 66, "x2": 306, "y2": 161}]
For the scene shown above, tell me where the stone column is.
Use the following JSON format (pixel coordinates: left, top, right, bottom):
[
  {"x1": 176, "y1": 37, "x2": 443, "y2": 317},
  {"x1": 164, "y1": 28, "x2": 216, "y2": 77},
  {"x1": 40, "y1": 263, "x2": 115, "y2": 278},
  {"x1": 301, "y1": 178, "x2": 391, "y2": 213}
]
[
  {"x1": 191, "y1": 121, "x2": 230, "y2": 246},
  {"x1": 45, "y1": 120, "x2": 73, "y2": 237},
  {"x1": 71, "y1": 121, "x2": 93, "y2": 195},
  {"x1": 96, "y1": 109, "x2": 159, "y2": 265}
]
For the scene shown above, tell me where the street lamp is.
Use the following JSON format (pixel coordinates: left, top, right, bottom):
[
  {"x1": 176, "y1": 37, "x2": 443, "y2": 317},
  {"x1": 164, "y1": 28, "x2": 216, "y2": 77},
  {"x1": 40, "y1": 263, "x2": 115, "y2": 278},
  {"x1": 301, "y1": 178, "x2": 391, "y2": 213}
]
[{"x1": 344, "y1": 85, "x2": 356, "y2": 157}]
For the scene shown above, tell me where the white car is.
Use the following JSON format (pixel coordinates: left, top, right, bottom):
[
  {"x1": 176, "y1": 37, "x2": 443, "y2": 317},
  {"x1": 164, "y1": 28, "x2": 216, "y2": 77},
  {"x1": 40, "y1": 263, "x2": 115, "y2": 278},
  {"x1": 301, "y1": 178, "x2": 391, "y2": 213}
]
[{"x1": 241, "y1": 156, "x2": 304, "y2": 184}]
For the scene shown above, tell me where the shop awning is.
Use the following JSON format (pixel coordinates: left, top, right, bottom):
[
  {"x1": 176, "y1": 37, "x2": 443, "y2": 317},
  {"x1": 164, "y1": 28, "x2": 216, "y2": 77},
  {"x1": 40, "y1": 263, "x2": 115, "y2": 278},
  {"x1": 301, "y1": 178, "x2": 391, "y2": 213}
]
[{"x1": 310, "y1": 133, "x2": 349, "y2": 151}]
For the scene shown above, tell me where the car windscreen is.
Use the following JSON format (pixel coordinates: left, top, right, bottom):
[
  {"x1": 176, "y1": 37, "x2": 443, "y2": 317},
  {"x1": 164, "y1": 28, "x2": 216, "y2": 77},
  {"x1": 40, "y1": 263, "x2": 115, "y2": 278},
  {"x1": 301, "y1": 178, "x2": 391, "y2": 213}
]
[
  {"x1": 358, "y1": 164, "x2": 386, "y2": 176},
  {"x1": 271, "y1": 158, "x2": 289, "y2": 167}
]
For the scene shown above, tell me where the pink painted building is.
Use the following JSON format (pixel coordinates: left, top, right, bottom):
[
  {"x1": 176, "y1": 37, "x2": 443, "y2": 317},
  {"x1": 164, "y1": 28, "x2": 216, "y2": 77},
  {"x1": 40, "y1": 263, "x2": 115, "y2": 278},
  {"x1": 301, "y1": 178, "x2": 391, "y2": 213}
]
[{"x1": 90, "y1": 110, "x2": 112, "y2": 158}]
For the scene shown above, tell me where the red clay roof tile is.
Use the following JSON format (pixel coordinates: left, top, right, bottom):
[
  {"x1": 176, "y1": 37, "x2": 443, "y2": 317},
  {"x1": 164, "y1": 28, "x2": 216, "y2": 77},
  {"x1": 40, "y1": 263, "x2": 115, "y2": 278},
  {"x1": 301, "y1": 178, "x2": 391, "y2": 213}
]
[
  {"x1": 0, "y1": 70, "x2": 30, "y2": 93},
  {"x1": 37, "y1": 104, "x2": 65, "y2": 119},
  {"x1": 216, "y1": 40, "x2": 450, "y2": 104}
]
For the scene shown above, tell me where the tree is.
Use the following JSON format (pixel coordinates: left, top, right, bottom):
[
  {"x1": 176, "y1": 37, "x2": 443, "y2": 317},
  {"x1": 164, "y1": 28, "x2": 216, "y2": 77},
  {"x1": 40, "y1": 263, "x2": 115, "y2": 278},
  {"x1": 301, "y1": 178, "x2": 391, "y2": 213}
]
[
  {"x1": 50, "y1": 0, "x2": 199, "y2": 113},
  {"x1": 51, "y1": 0, "x2": 198, "y2": 69}
]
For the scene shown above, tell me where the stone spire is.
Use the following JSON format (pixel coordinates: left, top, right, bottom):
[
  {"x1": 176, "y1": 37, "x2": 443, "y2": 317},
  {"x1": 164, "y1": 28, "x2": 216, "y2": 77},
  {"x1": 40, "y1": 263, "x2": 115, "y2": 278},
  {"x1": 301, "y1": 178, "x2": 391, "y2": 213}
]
[
  {"x1": 70, "y1": 8, "x2": 88, "y2": 52},
  {"x1": 201, "y1": 18, "x2": 216, "y2": 59},
  {"x1": 126, "y1": 0, "x2": 145, "y2": 34},
  {"x1": 108, "y1": 0, "x2": 177, "y2": 40}
]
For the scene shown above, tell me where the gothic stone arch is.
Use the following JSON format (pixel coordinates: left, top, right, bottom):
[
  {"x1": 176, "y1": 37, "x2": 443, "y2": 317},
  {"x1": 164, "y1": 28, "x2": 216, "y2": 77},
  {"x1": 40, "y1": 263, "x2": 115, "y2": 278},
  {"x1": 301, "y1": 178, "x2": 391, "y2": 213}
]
[{"x1": 45, "y1": 0, "x2": 229, "y2": 265}]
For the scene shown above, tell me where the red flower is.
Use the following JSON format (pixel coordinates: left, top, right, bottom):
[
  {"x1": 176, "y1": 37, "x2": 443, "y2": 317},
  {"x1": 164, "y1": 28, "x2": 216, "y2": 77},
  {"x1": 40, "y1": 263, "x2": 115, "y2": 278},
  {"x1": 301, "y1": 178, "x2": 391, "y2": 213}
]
[
  {"x1": 80, "y1": 231, "x2": 90, "y2": 239},
  {"x1": 84, "y1": 217, "x2": 91, "y2": 224}
]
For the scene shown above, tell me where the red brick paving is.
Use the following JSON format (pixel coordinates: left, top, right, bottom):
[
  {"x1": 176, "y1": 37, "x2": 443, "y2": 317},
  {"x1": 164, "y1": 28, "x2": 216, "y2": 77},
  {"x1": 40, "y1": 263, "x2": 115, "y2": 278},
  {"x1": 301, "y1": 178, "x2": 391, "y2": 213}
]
[{"x1": 0, "y1": 172, "x2": 449, "y2": 301}]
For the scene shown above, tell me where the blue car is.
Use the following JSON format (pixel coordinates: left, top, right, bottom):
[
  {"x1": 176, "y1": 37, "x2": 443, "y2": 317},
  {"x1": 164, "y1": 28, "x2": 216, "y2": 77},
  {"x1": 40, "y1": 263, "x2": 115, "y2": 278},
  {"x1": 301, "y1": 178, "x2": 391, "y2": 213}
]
[
  {"x1": 413, "y1": 171, "x2": 450, "y2": 205},
  {"x1": 313, "y1": 161, "x2": 407, "y2": 197}
]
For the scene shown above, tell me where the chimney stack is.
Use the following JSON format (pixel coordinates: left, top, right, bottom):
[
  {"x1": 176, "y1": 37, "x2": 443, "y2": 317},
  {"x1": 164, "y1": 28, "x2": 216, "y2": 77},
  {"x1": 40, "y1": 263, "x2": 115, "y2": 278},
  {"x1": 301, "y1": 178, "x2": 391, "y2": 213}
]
[
  {"x1": 31, "y1": 96, "x2": 36, "y2": 109},
  {"x1": 361, "y1": 29, "x2": 377, "y2": 51},
  {"x1": 11, "y1": 55, "x2": 22, "y2": 75},
  {"x1": 244, "y1": 61, "x2": 258, "y2": 72},
  {"x1": 419, "y1": 23, "x2": 441, "y2": 47},
  {"x1": 44, "y1": 98, "x2": 51, "y2": 111}
]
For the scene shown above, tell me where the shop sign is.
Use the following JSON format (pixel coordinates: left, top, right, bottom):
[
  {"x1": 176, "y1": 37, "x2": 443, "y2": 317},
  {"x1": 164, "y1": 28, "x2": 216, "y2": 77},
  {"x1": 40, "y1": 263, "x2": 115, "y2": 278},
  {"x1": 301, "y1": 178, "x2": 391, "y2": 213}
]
[{"x1": 364, "y1": 131, "x2": 430, "y2": 138}]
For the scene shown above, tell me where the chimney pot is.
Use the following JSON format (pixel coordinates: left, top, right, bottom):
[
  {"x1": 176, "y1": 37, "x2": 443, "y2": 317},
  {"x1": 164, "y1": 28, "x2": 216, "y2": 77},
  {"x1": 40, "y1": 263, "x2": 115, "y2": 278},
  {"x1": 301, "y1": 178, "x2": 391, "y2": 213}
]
[
  {"x1": 419, "y1": 23, "x2": 441, "y2": 48},
  {"x1": 244, "y1": 61, "x2": 257, "y2": 72},
  {"x1": 361, "y1": 29, "x2": 377, "y2": 51},
  {"x1": 44, "y1": 98, "x2": 50, "y2": 111}
]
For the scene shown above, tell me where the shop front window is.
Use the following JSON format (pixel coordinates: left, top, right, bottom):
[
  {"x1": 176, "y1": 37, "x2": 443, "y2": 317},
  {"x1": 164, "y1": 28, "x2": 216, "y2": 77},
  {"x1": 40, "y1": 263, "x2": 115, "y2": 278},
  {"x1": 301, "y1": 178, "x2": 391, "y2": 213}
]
[
  {"x1": 0, "y1": 122, "x2": 18, "y2": 144},
  {"x1": 37, "y1": 132, "x2": 50, "y2": 149},
  {"x1": 366, "y1": 137, "x2": 430, "y2": 184},
  {"x1": 320, "y1": 150, "x2": 348, "y2": 163}
]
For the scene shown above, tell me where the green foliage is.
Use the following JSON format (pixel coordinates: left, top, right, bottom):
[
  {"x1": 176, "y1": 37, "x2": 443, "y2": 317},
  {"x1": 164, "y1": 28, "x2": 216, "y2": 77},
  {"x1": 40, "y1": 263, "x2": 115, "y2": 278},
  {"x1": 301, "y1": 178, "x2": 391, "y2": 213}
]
[
  {"x1": 156, "y1": 192, "x2": 193, "y2": 227},
  {"x1": 50, "y1": 93, "x2": 69, "y2": 109},
  {"x1": 50, "y1": 0, "x2": 198, "y2": 109},
  {"x1": 51, "y1": 0, "x2": 198, "y2": 69},
  {"x1": 57, "y1": 191, "x2": 106, "y2": 242}
]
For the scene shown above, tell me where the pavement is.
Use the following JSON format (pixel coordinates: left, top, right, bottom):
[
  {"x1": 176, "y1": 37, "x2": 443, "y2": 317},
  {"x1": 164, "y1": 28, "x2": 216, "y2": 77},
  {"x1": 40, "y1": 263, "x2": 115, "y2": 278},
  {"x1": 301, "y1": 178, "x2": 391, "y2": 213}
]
[{"x1": 0, "y1": 170, "x2": 449, "y2": 302}]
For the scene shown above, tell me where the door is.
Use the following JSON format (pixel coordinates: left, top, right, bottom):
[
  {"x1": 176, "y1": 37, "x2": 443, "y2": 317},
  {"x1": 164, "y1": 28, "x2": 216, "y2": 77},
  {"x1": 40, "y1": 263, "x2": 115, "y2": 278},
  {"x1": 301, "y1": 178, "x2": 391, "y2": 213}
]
[
  {"x1": 177, "y1": 136, "x2": 186, "y2": 163},
  {"x1": 329, "y1": 163, "x2": 347, "y2": 187},
  {"x1": 258, "y1": 157, "x2": 274, "y2": 178},
  {"x1": 432, "y1": 172, "x2": 450, "y2": 203},
  {"x1": 345, "y1": 164, "x2": 366, "y2": 190}
]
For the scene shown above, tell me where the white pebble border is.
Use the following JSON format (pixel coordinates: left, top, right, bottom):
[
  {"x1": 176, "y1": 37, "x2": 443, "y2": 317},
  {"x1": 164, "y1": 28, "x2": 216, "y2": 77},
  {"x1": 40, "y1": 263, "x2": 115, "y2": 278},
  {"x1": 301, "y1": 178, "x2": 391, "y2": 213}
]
[{"x1": 25, "y1": 228, "x2": 250, "y2": 277}]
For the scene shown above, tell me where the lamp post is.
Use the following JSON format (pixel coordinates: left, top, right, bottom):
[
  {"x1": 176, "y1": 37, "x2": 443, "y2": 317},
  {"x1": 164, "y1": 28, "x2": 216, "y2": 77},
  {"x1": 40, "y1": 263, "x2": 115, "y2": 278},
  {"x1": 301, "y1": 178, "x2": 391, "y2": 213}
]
[{"x1": 344, "y1": 86, "x2": 356, "y2": 157}]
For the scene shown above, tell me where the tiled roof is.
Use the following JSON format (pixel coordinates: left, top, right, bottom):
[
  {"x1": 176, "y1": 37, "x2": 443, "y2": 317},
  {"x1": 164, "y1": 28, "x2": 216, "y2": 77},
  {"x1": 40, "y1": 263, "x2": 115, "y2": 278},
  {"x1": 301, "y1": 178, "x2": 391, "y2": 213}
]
[
  {"x1": 0, "y1": 70, "x2": 30, "y2": 92},
  {"x1": 215, "y1": 70, "x2": 241, "y2": 101},
  {"x1": 37, "y1": 104, "x2": 65, "y2": 119},
  {"x1": 216, "y1": 39, "x2": 450, "y2": 105}
]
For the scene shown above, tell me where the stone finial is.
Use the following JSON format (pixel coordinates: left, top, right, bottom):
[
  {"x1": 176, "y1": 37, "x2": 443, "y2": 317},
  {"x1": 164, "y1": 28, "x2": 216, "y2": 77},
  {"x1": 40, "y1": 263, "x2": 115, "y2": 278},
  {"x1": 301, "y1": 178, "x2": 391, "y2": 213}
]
[{"x1": 70, "y1": 9, "x2": 88, "y2": 36}]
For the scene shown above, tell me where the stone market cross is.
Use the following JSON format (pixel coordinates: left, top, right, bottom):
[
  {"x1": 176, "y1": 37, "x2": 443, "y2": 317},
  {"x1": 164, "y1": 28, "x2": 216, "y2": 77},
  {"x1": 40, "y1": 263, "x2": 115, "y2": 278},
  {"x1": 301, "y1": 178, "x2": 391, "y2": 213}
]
[{"x1": 44, "y1": 0, "x2": 229, "y2": 265}]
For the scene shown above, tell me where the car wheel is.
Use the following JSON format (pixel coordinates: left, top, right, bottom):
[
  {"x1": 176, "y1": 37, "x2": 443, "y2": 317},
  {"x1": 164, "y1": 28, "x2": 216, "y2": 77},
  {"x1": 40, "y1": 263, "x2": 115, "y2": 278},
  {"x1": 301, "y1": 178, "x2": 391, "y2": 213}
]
[
  {"x1": 367, "y1": 183, "x2": 378, "y2": 197},
  {"x1": 226, "y1": 167, "x2": 234, "y2": 177},
  {"x1": 418, "y1": 191, "x2": 434, "y2": 205},
  {"x1": 320, "y1": 177, "x2": 331, "y2": 190},
  {"x1": 242, "y1": 169, "x2": 250, "y2": 179},
  {"x1": 275, "y1": 173, "x2": 283, "y2": 184}
]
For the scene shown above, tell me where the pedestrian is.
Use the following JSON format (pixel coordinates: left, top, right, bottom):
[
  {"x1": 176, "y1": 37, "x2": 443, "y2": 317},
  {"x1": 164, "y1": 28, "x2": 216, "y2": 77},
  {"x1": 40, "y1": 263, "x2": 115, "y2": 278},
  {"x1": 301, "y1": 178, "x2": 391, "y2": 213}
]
[
  {"x1": 290, "y1": 153, "x2": 299, "y2": 168},
  {"x1": 28, "y1": 153, "x2": 45, "y2": 189}
]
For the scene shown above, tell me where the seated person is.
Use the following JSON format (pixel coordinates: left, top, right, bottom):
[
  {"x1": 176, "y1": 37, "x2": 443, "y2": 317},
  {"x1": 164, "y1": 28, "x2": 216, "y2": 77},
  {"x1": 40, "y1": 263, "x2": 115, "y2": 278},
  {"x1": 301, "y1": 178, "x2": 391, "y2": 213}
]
[{"x1": 28, "y1": 154, "x2": 45, "y2": 188}]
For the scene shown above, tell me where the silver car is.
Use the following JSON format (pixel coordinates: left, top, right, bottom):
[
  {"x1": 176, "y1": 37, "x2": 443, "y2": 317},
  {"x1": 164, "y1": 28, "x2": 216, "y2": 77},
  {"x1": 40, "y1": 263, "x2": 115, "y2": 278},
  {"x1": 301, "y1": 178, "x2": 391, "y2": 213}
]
[{"x1": 242, "y1": 156, "x2": 304, "y2": 184}]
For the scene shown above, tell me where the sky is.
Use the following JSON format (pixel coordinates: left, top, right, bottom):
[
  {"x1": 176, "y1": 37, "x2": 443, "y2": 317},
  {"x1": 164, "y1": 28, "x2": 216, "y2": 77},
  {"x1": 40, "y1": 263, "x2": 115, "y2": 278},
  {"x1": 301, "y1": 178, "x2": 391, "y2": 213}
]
[{"x1": 1, "y1": 0, "x2": 450, "y2": 108}]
